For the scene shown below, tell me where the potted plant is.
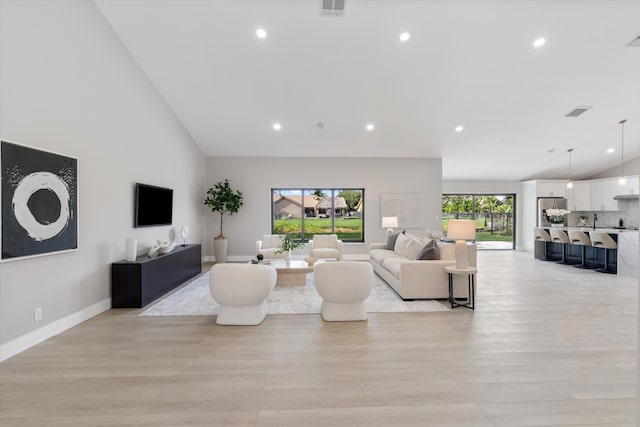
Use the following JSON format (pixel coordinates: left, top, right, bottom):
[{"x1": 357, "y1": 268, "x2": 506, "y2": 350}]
[
  {"x1": 275, "y1": 234, "x2": 303, "y2": 264},
  {"x1": 546, "y1": 208, "x2": 570, "y2": 227},
  {"x1": 204, "y1": 179, "x2": 244, "y2": 263}
]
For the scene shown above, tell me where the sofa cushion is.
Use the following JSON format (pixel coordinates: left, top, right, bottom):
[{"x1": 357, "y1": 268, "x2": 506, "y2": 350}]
[
  {"x1": 385, "y1": 231, "x2": 402, "y2": 250},
  {"x1": 416, "y1": 239, "x2": 440, "y2": 260},
  {"x1": 394, "y1": 232, "x2": 411, "y2": 257},
  {"x1": 370, "y1": 249, "x2": 402, "y2": 267},
  {"x1": 381, "y1": 257, "x2": 406, "y2": 278},
  {"x1": 261, "y1": 235, "x2": 283, "y2": 249}
]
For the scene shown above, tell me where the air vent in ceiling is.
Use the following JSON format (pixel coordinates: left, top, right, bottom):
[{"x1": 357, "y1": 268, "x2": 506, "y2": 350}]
[
  {"x1": 321, "y1": 0, "x2": 345, "y2": 16},
  {"x1": 627, "y1": 34, "x2": 640, "y2": 47},
  {"x1": 565, "y1": 106, "x2": 591, "y2": 117}
]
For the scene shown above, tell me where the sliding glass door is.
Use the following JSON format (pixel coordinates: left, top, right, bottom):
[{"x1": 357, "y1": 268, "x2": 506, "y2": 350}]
[{"x1": 442, "y1": 194, "x2": 515, "y2": 250}]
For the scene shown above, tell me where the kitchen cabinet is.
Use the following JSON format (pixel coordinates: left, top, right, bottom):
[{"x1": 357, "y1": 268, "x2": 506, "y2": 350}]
[
  {"x1": 536, "y1": 181, "x2": 567, "y2": 198},
  {"x1": 617, "y1": 175, "x2": 639, "y2": 196},
  {"x1": 567, "y1": 181, "x2": 590, "y2": 211},
  {"x1": 590, "y1": 178, "x2": 619, "y2": 211}
]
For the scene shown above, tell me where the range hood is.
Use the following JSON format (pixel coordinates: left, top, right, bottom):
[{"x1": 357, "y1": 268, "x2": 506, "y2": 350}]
[{"x1": 614, "y1": 194, "x2": 640, "y2": 200}]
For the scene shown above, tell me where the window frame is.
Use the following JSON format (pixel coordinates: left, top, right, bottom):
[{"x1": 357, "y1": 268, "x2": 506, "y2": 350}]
[{"x1": 271, "y1": 188, "x2": 365, "y2": 243}]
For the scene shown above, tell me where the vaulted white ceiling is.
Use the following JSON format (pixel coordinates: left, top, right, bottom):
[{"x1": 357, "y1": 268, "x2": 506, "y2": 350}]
[{"x1": 95, "y1": 0, "x2": 640, "y2": 181}]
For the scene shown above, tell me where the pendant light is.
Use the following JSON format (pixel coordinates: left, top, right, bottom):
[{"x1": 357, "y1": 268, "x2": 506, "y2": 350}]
[
  {"x1": 566, "y1": 148, "x2": 574, "y2": 189},
  {"x1": 618, "y1": 119, "x2": 627, "y2": 186}
]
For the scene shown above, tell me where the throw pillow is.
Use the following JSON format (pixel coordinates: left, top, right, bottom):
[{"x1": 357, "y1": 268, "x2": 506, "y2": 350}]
[
  {"x1": 416, "y1": 239, "x2": 440, "y2": 260},
  {"x1": 394, "y1": 232, "x2": 411, "y2": 257},
  {"x1": 385, "y1": 230, "x2": 404, "y2": 250},
  {"x1": 405, "y1": 238, "x2": 424, "y2": 259}
]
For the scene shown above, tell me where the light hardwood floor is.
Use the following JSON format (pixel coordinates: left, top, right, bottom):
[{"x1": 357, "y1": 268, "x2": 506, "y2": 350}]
[{"x1": 0, "y1": 251, "x2": 637, "y2": 426}]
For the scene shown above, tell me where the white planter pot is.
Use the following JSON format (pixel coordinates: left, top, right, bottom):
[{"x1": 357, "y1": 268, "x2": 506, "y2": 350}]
[
  {"x1": 551, "y1": 223, "x2": 564, "y2": 228},
  {"x1": 213, "y1": 238, "x2": 228, "y2": 263}
]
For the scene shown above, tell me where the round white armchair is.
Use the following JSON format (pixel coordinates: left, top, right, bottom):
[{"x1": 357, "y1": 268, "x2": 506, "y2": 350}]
[
  {"x1": 209, "y1": 263, "x2": 276, "y2": 325},
  {"x1": 314, "y1": 261, "x2": 373, "y2": 321}
]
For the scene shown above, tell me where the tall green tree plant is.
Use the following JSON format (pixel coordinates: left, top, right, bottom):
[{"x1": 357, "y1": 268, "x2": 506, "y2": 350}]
[{"x1": 204, "y1": 179, "x2": 244, "y2": 239}]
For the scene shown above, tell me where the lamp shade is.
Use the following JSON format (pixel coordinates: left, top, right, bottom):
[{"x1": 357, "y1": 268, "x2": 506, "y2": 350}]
[
  {"x1": 447, "y1": 220, "x2": 476, "y2": 241},
  {"x1": 381, "y1": 216, "x2": 398, "y2": 229}
]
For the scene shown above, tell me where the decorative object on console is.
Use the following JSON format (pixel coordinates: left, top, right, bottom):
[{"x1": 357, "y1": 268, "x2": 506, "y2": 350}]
[
  {"x1": 180, "y1": 225, "x2": 189, "y2": 246},
  {"x1": 125, "y1": 238, "x2": 137, "y2": 262},
  {"x1": 546, "y1": 208, "x2": 571, "y2": 227},
  {"x1": 381, "y1": 216, "x2": 398, "y2": 234},
  {"x1": 447, "y1": 219, "x2": 476, "y2": 269},
  {"x1": 203, "y1": 179, "x2": 244, "y2": 263},
  {"x1": 148, "y1": 240, "x2": 175, "y2": 257},
  {"x1": 1, "y1": 140, "x2": 78, "y2": 261}
]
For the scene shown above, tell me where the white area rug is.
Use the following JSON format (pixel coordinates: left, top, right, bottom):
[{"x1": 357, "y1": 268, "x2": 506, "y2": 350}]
[{"x1": 140, "y1": 272, "x2": 449, "y2": 316}]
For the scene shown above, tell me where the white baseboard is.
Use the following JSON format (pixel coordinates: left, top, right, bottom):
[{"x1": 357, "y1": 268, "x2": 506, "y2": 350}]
[{"x1": 0, "y1": 298, "x2": 111, "y2": 362}]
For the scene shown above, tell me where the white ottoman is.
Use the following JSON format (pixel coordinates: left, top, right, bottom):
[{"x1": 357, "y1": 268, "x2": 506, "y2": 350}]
[
  {"x1": 209, "y1": 263, "x2": 276, "y2": 325},
  {"x1": 314, "y1": 261, "x2": 374, "y2": 321}
]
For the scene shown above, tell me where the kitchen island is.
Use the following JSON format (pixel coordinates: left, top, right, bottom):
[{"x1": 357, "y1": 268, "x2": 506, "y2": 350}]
[{"x1": 534, "y1": 227, "x2": 639, "y2": 277}]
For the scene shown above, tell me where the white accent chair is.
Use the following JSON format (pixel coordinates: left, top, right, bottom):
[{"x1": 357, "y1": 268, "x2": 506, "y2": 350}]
[
  {"x1": 209, "y1": 263, "x2": 276, "y2": 325},
  {"x1": 256, "y1": 235, "x2": 285, "y2": 259},
  {"x1": 314, "y1": 261, "x2": 373, "y2": 321},
  {"x1": 308, "y1": 234, "x2": 343, "y2": 261}
]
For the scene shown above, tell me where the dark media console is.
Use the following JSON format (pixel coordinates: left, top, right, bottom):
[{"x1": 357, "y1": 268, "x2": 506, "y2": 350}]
[{"x1": 111, "y1": 244, "x2": 201, "y2": 308}]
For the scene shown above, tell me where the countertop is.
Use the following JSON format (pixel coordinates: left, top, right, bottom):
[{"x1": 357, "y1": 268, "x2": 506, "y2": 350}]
[{"x1": 543, "y1": 226, "x2": 639, "y2": 234}]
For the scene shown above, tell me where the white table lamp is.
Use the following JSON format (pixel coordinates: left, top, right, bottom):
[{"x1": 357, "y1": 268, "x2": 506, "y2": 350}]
[
  {"x1": 381, "y1": 216, "x2": 398, "y2": 234},
  {"x1": 447, "y1": 219, "x2": 476, "y2": 269}
]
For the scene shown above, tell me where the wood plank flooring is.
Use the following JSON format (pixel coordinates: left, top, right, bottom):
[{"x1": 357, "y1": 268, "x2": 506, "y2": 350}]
[{"x1": 1, "y1": 251, "x2": 637, "y2": 426}]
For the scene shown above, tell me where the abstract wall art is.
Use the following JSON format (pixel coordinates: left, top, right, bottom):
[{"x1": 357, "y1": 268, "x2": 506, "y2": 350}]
[
  {"x1": 380, "y1": 193, "x2": 425, "y2": 229},
  {"x1": 1, "y1": 140, "x2": 78, "y2": 261}
]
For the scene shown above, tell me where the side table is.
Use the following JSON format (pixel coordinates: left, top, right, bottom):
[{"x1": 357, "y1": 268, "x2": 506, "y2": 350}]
[{"x1": 444, "y1": 265, "x2": 477, "y2": 310}]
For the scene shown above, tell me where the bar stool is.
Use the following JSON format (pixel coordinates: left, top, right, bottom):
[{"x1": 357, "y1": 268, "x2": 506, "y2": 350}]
[
  {"x1": 534, "y1": 227, "x2": 555, "y2": 261},
  {"x1": 549, "y1": 228, "x2": 572, "y2": 264},
  {"x1": 590, "y1": 231, "x2": 617, "y2": 274},
  {"x1": 567, "y1": 230, "x2": 595, "y2": 269}
]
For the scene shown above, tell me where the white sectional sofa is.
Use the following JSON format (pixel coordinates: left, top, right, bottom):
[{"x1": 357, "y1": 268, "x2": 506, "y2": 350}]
[{"x1": 369, "y1": 232, "x2": 477, "y2": 300}]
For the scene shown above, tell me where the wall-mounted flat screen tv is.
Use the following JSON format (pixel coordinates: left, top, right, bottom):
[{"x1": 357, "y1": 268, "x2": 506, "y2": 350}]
[{"x1": 134, "y1": 183, "x2": 173, "y2": 227}]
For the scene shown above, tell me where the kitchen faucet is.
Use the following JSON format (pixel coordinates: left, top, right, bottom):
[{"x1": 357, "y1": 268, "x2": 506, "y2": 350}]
[{"x1": 593, "y1": 213, "x2": 598, "y2": 229}]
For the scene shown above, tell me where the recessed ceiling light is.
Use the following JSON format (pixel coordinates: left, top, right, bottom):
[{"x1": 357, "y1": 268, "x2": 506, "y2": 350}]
[
  {"x1": 607, "y1": 148, "x2": 615, "y2": 154},
  {"x1": 272, "y1": 122, "x2": 281, "y2": 131},
  {"x1": 533, "y1": 37, "x2": 546, "y2": 48},
  {"x1": 256, "y1": 28, "x2": 267, "y2": 39},
  {"x1": 399, "y1": 32, "x2": 410, "y2": 42},
  {"x1": 366, "y1": 123, "x2": 375, "y2": 131},
  {"x1": 455, "y1": 126, "x2": 464, "y2": 132}
]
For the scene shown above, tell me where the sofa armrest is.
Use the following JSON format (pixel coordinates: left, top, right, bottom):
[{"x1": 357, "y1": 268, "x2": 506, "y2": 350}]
[{"x1": 369, "y1": 243, "x2": 386, "y2": 251}]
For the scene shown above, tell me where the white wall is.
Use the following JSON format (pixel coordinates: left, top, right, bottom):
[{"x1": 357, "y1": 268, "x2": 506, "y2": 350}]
[
  {"x1": 443, "y1": 180, "x2": 525, "y2": 250},
  {"x1": 204, "y1": 157, "x2": 443, "y2": 258},
  {"x1": 0, "y1": 0, "x2": 206, "y2": 359},
  {"x1": 590, "y1": 156, "x2": 640, "y2": 179}
]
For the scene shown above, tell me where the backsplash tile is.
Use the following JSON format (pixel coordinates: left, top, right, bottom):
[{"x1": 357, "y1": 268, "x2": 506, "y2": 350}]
[{"x1": 568, "y1": 199, "x2": 639, "y2": 228}]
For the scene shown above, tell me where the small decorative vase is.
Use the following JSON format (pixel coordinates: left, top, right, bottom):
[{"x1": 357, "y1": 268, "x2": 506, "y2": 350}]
[
  {"x1": 125, "y1": 238, "x2": 137, "y2": 262},
  {"x1": 285, "y1": 249, "x2": 291, "y2": 265}
]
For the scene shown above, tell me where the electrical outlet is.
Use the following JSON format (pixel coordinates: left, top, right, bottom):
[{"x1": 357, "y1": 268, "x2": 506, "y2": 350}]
[{"x1": 34, "y1": 308, "x2": 42, "y2": 322}]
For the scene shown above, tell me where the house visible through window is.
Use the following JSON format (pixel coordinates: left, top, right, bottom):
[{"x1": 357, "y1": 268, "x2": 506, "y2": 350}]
[{"x1": 271, "y1": 188, "x2": 364, "y2": 242}]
